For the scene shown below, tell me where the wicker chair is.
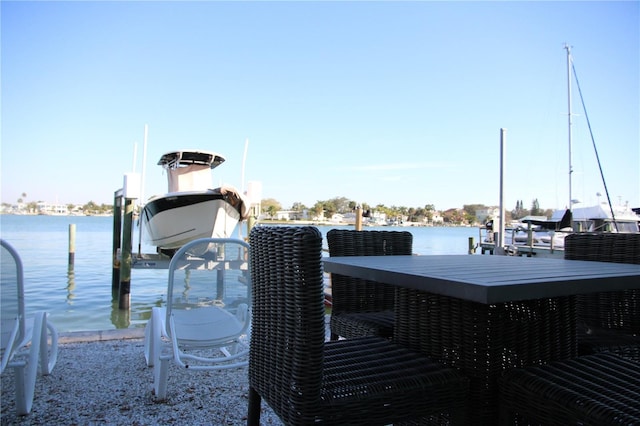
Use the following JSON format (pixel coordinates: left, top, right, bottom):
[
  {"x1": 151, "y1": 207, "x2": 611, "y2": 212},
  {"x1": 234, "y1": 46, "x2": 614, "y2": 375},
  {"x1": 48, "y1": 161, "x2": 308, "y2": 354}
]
[
  {"x1": 499, "y1": 352, "x2": 640, "y2": 425},
  {"x1": 247, "y1": 226, "x2": 469, "y2": 426},
  {"x1": 327, "y1": 229, "x2": 412, "y2": 340},
  {"x1": 564, "y1": 232, "x2": 640, "y2": 361}
]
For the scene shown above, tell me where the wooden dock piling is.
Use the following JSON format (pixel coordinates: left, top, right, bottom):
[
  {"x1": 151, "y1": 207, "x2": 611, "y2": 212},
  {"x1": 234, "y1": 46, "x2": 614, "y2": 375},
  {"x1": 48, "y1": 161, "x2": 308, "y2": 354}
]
[
  {"x1": 355, "y1": 205, "x2": 362, "y2": 231},
  {"x1": 68, "y1": 224, "x2": 76, "y2": 268}
]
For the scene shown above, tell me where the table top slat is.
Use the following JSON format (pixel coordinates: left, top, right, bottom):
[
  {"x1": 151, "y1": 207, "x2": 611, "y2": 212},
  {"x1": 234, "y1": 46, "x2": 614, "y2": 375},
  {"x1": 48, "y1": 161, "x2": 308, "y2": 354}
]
[{"x1": 323, "y1": 255, "x2": 640, "y2": 304}]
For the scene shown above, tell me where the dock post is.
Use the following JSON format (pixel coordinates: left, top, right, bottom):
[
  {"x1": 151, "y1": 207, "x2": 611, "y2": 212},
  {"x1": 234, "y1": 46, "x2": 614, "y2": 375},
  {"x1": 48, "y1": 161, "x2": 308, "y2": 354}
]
[
  {"x1": 246, "y1": 215, "x2": 256, "y2": 238},
  {"x1": 119, "y1": 197, "x2": 134, "y2": 309},
  {"x1": 355, "y1": 205, "x2": 362, "y2": 231},
  {"x1": 68, "y1": 224, "x2": 76, "y2": 269},
  {"x1": 112, "y1": 190, "x2": 123, "y2": 291},
  {"x1": 468, "y1": 237, "x2": 475, "y2": 254}
]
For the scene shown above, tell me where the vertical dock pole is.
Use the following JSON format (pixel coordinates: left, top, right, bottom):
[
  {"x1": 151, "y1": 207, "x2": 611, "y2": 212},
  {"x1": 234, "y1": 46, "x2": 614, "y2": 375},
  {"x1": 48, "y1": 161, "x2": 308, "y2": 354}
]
[
  {"x1": 119, "y1": 197, "x2": 134, "y2": 309},
  {"x1": 468, "y1": 237, "x2": 475, "y2": 254},
  {"x1": 495, "y1": 128, "x2": 507, "y2": 255},
  {"x1": 112, "y1": 190, "x2": 123, "y2": 291},
  {"x1": 355, "y1": 205, "x2": 363, "y2": 231},
  {"x1": 247, "y1": 214, "x2": 256, "y2": 237},
  {"x1": 68, "y1": 224, "x2": 76, "y2": 269},
  {"x1": 115, "y1": 172, "x2": 140, "y2": 311}
]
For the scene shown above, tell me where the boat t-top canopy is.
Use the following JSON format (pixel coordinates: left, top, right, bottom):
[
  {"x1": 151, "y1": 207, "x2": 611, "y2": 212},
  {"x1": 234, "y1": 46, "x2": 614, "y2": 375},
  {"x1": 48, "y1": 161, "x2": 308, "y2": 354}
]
[
  {"x1": 522, "y1": 209, "x2": 573, "y2": 231},
  {"x1": 158, "y1": 150, "x2": 226, "y2": 170}
]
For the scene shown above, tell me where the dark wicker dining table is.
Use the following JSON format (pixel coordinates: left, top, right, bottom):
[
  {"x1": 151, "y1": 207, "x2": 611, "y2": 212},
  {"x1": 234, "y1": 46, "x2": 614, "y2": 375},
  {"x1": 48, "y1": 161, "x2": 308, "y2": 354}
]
[{"x1": 323, "y1": 254, "x2": 640, "y2": 425}]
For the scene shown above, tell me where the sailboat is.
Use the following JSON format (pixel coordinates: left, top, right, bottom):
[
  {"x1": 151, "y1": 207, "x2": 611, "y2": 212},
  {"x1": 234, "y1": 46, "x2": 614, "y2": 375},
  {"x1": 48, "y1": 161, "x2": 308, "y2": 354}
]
[
  {"x1": 548, "y1": 44, "x2": 639, "y2": 237},
  {"x1": 483, "y1": 45, "x2": 639, "y2": 257}
]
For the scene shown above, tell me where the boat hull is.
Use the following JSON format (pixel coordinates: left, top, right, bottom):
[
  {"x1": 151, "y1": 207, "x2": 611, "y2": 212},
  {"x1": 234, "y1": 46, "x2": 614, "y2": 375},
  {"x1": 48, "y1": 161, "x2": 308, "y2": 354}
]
[{"x1": 141, "y1": 191, "x2": 242, "y2": 249}]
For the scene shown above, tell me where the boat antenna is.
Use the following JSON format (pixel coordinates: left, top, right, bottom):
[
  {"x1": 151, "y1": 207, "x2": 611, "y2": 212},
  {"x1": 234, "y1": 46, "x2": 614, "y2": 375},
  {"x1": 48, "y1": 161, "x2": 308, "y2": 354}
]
[
  {"x1": 241, "y1": 138, "x2": 249, "y2": 193},
  {"x1": 570, "y1": 52, "x2": 619, "y2": 231},
  {"x1": 498, "y1": 128, "x2": 506, "y2": 250},
  {"x1": 141, "y1": 124, "x2": 148, "y2": 207},
  {"x1": 138, "y1": 124, "x2": 149, "y2": 255},
  {"x1": 564, "y1": 43, "x2": 573, "y2": 212},
  {"x1": 132, "y1": 141, "x2": 138, "y2": 173},
  {"x1": 238, "y1": 138, "x2": 249, "y2": 240}
]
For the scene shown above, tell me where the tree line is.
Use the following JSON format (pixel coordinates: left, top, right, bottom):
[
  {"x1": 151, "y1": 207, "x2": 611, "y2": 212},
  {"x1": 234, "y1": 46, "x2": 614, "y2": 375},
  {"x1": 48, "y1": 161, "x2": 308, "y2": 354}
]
[
  {"x1": 259, "y1": 197, "x2": 555, "y2": 225},
  {"x1": 6, "y1": 192, "x2": 553, "y2": 224},
  {"x1": 4, "y1": 193, "x2": 114, "y2": 215}
]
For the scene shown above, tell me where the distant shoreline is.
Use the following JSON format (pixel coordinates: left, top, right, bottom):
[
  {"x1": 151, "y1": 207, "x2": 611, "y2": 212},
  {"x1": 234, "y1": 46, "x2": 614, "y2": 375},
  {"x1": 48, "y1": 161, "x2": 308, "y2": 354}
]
[
  {"x1": 253, "y1": 219, "x2": 474, "y2": 228},
  {"x1": 0, "y1": 213, "x2": 477, "y2": 228}
]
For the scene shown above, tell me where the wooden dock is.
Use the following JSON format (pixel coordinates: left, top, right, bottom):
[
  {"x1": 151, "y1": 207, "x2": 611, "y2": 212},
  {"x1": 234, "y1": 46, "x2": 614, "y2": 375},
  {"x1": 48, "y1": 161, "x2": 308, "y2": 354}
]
[
  {"x1": 131, "y1": 252, "x2": 172, "y2": 269},
  {"x1": 479, "y1": 241, "x2": 563, "y2": 258}
]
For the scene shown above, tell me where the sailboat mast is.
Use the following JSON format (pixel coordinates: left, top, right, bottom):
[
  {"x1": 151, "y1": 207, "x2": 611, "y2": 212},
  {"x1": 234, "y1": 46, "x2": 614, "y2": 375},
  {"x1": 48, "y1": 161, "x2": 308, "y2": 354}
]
[{"x1": 565, "y1": 43, "x2": 573, "y2": 211}]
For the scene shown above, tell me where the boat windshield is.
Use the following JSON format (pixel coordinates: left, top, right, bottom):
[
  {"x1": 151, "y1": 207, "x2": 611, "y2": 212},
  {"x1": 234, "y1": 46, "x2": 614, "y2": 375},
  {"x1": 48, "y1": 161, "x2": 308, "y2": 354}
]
[
  {"x1": 585, "y1": 219, "x2": 640, "y2": 233},
  {"x1": 612, "y1": 221, "x2": 640, "y2": 233}
]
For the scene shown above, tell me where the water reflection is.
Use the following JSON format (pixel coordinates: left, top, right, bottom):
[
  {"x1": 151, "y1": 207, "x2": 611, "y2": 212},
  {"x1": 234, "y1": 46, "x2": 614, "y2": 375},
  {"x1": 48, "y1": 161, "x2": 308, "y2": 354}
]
[
  {"x1": 66, "y1": 268, "x2": 76, "y2": 304},
  {"x1": 110, "y1": 288, "x2": 130, "y2": 329},
  {"x1": 182, "y1": 269, "x2": 191, "y2": 299}
]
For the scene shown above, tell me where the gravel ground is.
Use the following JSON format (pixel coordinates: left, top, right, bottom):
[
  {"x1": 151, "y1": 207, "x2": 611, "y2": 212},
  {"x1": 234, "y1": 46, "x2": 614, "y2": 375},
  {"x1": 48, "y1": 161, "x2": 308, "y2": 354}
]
[{"x1": 1, "y1": 329, "x2": 283, "y2": 425}]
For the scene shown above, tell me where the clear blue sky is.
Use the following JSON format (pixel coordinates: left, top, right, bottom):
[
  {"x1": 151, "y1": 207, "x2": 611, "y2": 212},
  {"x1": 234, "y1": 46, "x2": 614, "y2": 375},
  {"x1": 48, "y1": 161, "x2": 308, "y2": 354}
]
[{"x1": 2, "y1": 1, "x2": 638, "y2": 213}]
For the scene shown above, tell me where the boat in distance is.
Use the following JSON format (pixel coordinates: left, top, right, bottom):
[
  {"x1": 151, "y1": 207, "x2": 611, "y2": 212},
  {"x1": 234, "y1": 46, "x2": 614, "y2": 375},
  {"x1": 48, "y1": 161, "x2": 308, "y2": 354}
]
[
  {"x1": 481, "y1": 204, "x2": 639, "y2": 256},
  {"x1": 140, "y1": 150, "x2": 250, "y2": 253},
  {"x1": 479, "y1": 45, "x2": 640, "y2": 258}
]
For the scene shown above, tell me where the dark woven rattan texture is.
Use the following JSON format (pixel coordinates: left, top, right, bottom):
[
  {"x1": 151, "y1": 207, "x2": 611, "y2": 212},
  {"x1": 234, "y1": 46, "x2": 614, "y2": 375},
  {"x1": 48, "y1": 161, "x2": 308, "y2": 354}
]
[
  {"x1": 564, "y1": 232, "x2": 640, "y2": 360},
  {"x1": 327, "y1": 229, "x2": 412, "y2": 340},
  {"x1": 247, "y1": 226, "x2": 469, "y2": 426},
  {"x1": 394, "y1": 288, "x2": 577, "y2": 424},
  {"x1": 499, "y1": 352, "x2": 640, "y2": 425}
]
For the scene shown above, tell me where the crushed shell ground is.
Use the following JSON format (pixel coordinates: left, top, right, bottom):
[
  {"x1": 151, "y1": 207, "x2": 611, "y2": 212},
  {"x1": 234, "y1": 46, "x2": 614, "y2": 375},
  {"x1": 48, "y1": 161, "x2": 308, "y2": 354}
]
[{"x1": 0, "y1": 332, "x2": 283, "y2": 425}]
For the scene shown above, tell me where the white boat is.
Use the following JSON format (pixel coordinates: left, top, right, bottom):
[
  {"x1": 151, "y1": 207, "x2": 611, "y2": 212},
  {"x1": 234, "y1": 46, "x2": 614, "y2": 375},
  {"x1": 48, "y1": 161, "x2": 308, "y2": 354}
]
[
  {"x1": 140, "y1": 150, "x2": 250, "y2": 253},
  {"x1": 484, "y1": 202, "x2": 639, "y2": 256},
  {"x1": 552, "y1": 203, "x2": 639, "y2": 234}
]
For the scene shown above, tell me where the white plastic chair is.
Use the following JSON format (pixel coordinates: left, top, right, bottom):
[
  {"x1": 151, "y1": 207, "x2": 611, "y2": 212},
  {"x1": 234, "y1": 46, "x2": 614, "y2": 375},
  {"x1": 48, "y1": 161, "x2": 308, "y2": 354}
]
[
  {"x1": 144, "y1": 238, "x2": 251, "y2": 400},
  {"x1": 1, "y1": 239, "x2": 58, "y2": 415}
]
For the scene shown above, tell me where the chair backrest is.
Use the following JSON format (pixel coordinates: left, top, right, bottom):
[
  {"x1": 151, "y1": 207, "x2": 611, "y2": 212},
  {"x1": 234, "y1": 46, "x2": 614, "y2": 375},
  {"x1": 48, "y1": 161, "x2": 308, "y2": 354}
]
[
  {"x1": 165, "y1": 238, "x2": 251, "y2": 345},
  {"x1": 327, "y1": 229, "x2": 412, "y2": 313},
  {"x1": 564, "y1": 233, "x2": 640, "y2": 264},
  {"x1": 249, "y1": 226, "x2": 325, "y2": 410},
  {"x1": 564, "y1": 233, "x2": 640, "y2": 333},
  {"x1": 1, "y1": 240, "x2": 26, "y2": 352}
]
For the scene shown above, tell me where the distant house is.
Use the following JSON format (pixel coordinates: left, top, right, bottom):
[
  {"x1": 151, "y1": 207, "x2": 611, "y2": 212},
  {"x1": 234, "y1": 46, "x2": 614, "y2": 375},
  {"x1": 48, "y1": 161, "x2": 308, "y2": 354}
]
[
  {"x1": 475, "y1": 207, "x2": 500, "y2": 224},
  {"x1": 341, "y1": 212, "x2": 356, "y2": 224},
  {"x1": 365, "y1": 211, "x2": 387, "y2": 226},
  {"x1": 273, "y1": 210, "x2": 309, "y2": 221},
  {"x1": 431, "y1": 212, "x2": 444, "y2": 224},
  {"x1": 36, "y1": 202, "x2": 69, "y2": 215},
  {"x1": 330, "y1": 213, "x2": 345, "y2": 223}
]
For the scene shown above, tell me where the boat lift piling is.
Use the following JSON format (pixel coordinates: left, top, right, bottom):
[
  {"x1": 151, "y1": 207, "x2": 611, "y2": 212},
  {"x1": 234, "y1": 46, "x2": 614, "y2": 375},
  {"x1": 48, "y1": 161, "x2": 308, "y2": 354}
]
[
  {"x1": 112, "y1": 189, "x2": 123, "y2": 292},
  {"x1": 119, "y1": 197, "x2": 135, "y2": 309},
  {"x1": 112, "y1": 174, "x2": 141, "y2": 310}
]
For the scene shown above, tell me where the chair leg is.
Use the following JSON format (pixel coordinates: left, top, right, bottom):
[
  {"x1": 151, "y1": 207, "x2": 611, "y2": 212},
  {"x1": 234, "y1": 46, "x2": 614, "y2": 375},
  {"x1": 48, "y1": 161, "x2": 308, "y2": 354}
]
[
  {"x1": 14, "y1": 364, "x2": 29, "y2": 415},
  {"x1": 154, "y1": 357, "x2": 170, "y2": 400},
  {"x1": 38, "y1": 314, "x2": 58, "y2": 375},
  {"x1": 330, "y1": 332, "x2": 339, "y2": 340},
  {"x1": 144, "y1": 307, "x2": 162, "y2": 367},
  {"x1": 247, "y1": 386, "x2": 261, "y2": 426},
  {"x1": 16, "y1": 312, "x2": 45, "y2": 415},
  {"x1": 144, "y1": 317, "x2": 153, "y2": 366}
]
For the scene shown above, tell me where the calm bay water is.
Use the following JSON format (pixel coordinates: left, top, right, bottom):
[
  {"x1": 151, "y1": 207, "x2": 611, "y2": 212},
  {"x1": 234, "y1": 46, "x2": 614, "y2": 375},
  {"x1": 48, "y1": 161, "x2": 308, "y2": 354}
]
[{"x1": 0, "y1": 215, "x2": 479, "y2": 333}]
